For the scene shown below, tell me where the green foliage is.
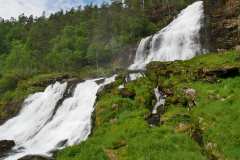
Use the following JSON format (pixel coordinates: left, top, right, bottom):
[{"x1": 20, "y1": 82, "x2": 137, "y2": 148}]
[
  {"x1": 57, "y1": 51, "x2": 240, "y2": 160},
  {"x1": 191, "y1": 77, "x2": 240, "y2": 159},
  {"x1": 3, "y1": 41, "x2": 38, "y2": 74},
  {"x1": 0, "y1": 0, "x2": 194, "y2": 75}
]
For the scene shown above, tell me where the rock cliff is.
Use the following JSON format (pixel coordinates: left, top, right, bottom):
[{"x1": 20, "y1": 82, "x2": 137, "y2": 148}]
[{"x1": 204, "y1": 0, "x2": 240, "y2": 50}]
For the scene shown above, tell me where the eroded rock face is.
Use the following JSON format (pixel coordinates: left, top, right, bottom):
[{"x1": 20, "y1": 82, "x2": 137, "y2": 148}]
[
  {"x1": 0, "y1": 140, "x2": 15, "y2": 157},
  {"x1": 204, "y1": 0, "x2": 240, "y2": 50}
]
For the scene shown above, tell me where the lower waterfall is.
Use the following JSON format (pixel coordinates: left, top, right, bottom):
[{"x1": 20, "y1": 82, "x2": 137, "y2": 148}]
[
  {"x1": 129, "y1": 1, "x2": 204, "y2": 70},
  {"x1": 0, "y1": 77, "x2": 115, "y2": 160},
  {"x1": 0, "y1": 1, "x2": 205, "y2": 160}
]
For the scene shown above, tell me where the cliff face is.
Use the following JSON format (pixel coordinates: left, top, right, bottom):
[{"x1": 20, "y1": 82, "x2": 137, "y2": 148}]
[{"x1": 204, "y1": 0, "x2": 240, "y2": 51}]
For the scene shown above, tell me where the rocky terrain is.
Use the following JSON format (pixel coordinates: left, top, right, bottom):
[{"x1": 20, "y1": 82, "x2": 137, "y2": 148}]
[{"x1": 204, "y1": 0, "x2": 240, "y2": 50}]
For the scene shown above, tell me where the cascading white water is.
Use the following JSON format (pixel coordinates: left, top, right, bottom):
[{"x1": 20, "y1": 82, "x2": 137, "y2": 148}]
[
  {"x1": 0, "y1": 76, "x2": 116, "y2": 160},
  {"x1": 129, "y1": 1, "x2": 204, "y2": 70},
  {"x1": 130, "y1": 36, "x2": 152, "y2": 70},
  {"x1": 0, "y1": 1, "x2": 205, "y2": 159},
  {"x1": 152, "y1": 88, "x2": 166, "y2": 114},
  {"x1": 0, "y1": 82, "x2": 67, "y2": 144}
]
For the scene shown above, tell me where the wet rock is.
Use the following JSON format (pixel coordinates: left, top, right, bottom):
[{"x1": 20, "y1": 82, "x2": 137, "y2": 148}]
[
  {"x1": 119, "y1": 88, "x2": 136, "y2": 99},
  {"x1": 147, "y1": 114, "x2": 160, "y2": 127},
  {"x1": 0, "y1": 140, "x2": 15, "y2": 157},
  {"x1": 32, "y1": 74, "x2": 70, "y2": 88},
  {"x1": 97, "y1": 83, "x2": 115, "y2": 98},
  {"x1": 18, "y1": 155, "x2": 53, "y2": 160},
  {"x1": 95, "y1": 78, "x2": 105, "y2": 85},
  {"x1": 163, "y1": 88, "x2": 174, "y2": 97}
]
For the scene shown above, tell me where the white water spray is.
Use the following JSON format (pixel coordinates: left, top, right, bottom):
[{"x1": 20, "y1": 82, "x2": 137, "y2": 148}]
[
  {"x1": 152, "y1": 88, "x2": 166, "y2": 114},
  {"x1": 0, "y1": 82, "x2": 67, "y2": 144},
  {"x1": 0, "y1": 1, "x2": 205, "y2": 159},
  {"x1": 129, "y1": 1, "x2": 204, "y2": 70},
  {"x1": 0, "y1": 76, "x2": 116, "y2": 160}
]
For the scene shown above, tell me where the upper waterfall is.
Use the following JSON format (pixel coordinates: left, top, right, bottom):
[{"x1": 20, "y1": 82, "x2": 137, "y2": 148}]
[{"x1": 129, "y1": 1, "x2": 204, "y2": 70}]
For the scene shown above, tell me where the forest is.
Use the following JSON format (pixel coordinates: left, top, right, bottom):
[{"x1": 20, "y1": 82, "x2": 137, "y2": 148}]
[
  {"x1": 0, "y1": 0, "x2": 194, "y2": 75},
  {"x1": 0, "y1": 0, "x2": 240, "y2": 159}
]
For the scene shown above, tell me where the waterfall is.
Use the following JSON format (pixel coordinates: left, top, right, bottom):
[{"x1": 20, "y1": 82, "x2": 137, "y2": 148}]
[
  {"x1": 0, "y1": 1, "x2": 205, "y2": 159},
  {"x1": 0, "y1": 76, "x2": 116, "y2": 160},
  {"x1": 129, "y1": 1, "x2": 204, "y2": 70},
  {"x1": 0, "y1": 82, "x2": 67, "y2": 144},
  {"x1": 152, "y1": 87, "x2": 166, "y2": 114}
]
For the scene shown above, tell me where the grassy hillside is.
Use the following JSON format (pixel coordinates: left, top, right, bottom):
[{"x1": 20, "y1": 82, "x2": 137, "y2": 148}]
[{"x1": 57, "y1": 50, "x2": 240, "y2": 160}]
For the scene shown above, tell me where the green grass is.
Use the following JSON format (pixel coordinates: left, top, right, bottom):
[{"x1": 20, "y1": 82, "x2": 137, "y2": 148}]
[
  {"x1": 57, "y1": 50, "x2": 240, "y2": 160},
  {"x1": 57, "y1": 80, "x2": 205, "y2": 160},
  {"x1": 1, "y1": 50, "x2": 240, "y2": 159},
  {"x1": 191, "y1": 77, "x2": 240, "y2": 159}
]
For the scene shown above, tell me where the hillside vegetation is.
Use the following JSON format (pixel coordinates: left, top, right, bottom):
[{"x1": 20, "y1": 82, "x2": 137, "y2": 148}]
[
  {"x1": 0, "y1": 0, "x2": 194, "y2": 76},
  {"x1": 0, "y1": 0, "x2": 195, "y2": 125},
  {"x1": 57, "y1": 50, "x2": 240, "y2": 160}
]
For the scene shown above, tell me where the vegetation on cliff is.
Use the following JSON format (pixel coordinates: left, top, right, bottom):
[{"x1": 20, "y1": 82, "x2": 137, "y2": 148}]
[
  {"x1": 0, "y1": 0, "x2": 196, "y2": 125},
  {"x1": 0, "y1": 0, "x2": 194, "y2": 77},
  {"x1": 57, "y1": 50, "x2": 240, "y2": 160},
  {"x1": 0, "y1": 0, "x2": 239, "y2": 159}
]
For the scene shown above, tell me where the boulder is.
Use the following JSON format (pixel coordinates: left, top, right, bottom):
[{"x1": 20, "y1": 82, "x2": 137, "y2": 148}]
[
  {"x1": 119, "y1": 88, "x2": 136, "y2": 99},
  {"x1": 147, "y1": 114, "x2": 160, "y2": 127},
  {"x1": 0, "y1": 140, "x2": 15, "y2": 156},
  {"x1": 95, "y1": 78, "x2": 105, "y2": 85}
]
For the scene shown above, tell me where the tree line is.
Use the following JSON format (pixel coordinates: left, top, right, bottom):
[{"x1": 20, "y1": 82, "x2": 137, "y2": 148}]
[{"x1": 0, "y1": 0, "x2": 195, "y2": 76}]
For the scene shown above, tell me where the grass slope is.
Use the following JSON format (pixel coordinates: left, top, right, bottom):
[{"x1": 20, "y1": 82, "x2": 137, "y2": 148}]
[{"x1": 57, "y1": 50, "x2": 240, "y2": 160}]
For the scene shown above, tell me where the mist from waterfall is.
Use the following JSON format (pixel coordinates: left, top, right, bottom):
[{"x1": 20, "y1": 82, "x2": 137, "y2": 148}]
[{"x1": 129, "y1": 1, "x2": 204, "y2": 70}]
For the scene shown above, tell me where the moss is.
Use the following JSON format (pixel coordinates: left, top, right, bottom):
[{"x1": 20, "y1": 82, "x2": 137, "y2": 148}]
[
  {"x1": 57, "y1": 50, "x2": 240, "y2": 160},
  {"x1": 1, "y1": 50, "x2": 239, "y2": 159}
]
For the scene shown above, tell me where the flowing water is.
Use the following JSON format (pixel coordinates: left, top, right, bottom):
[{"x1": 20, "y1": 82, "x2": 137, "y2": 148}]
[
  {"x1": 129, "y1": 1, "x2": 204, "y2": 70},
  {"x1": 152, "y1": 87, "x2": 166, "y2": 114},
  {"x1": 0, "y1": 1, "x2": 204, "y2": 159},
  {"x1": 0, "y1": 77, "x2": 115, "y2": 160}
]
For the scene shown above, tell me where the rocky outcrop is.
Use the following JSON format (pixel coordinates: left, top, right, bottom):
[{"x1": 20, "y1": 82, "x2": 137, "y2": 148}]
[
  {"x1": 197, "y1": 66, "x2": 240, "y2": 82},
  {"x1": 119, "y1": 88, "x2": 136, "y2": 99},
  {"x1": 0, "y1": 140, "x2": 15, "y2": 157},
  {"x1": 204, "y1": 0, "x2": 240, "y2": 50}
]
